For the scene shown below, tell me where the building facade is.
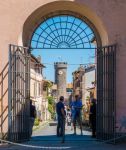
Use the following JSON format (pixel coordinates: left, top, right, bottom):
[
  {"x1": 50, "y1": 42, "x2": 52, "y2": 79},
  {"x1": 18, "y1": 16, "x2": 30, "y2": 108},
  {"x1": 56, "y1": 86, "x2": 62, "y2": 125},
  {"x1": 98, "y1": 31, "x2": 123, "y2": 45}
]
[
  {"x1": 42, "y1": 80, "x2": 53, "y2": 121},
  {"x1": 72, "y1": 65, "x2": 96, "y2": 124},
  {"x1": 82, "y1": 65, "x2": 96, "y2": 104},
  {"x1": 30, "y1": 55, "x2": 45, "y2": 121},
  {"x1": 72, "y1": 65, "x2": 95, "y2": 104},
  {"x1": 0, "y1": 0, "x2": 126, "y2": 140},
  {"x1": 72, "y1": 65, "x2": 85, "y2": 101}
]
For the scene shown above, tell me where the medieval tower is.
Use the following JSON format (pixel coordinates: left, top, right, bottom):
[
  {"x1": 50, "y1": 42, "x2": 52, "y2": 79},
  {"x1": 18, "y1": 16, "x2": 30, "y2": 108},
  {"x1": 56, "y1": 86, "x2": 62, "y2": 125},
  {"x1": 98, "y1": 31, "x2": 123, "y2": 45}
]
[{"x1": 54, "y1": 62, "x2": 67, "y2": 100}]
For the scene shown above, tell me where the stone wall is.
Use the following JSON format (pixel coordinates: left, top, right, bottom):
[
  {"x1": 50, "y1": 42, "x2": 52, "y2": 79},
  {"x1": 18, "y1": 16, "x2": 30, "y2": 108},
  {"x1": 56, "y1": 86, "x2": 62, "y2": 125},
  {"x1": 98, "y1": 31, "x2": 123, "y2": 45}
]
[{"x1": 54, "y1": 62, "x2": 67, "y2": 99}]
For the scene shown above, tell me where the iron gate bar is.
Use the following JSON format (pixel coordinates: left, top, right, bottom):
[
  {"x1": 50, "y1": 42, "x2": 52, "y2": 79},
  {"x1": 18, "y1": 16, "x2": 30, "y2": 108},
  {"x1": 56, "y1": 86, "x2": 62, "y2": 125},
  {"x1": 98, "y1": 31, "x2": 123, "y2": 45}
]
[
  {"x1": 8, "y1": 43, "x2": 116, "y2": 143},
  {"x1": 8, "y1": 45, "x2": 12, "y2": 140},
  {"x1": 96, "y1": 44, "x2": 116, "y2": 143},
  {"x1": 8, "y1": 44, "x2": 31, "y2": 142}
]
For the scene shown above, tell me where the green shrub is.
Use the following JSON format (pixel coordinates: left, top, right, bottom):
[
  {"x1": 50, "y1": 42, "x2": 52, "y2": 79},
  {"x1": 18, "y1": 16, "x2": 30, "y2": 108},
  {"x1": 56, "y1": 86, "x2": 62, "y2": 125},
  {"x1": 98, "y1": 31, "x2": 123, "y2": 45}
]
[
  {"x1": 47, "y1": 96, "x2": 55, "y2": 119},
  {"x1": 47, "y1": 96, "x2": 54, "y2": 105},
  {"x1": 34, "y1": 118, "x2": 40, "y2": 126}
]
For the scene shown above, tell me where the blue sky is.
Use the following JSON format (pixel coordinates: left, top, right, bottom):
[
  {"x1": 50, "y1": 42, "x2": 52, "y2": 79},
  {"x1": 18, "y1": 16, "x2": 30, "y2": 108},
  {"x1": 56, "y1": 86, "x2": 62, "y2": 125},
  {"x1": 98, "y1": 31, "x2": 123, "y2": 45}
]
[
  {"x1": 32, "y1": 48, "x2": 95, "y2": 83},
  {"x1": 31, "y1": 15, "x2": 96, "y2": 83}
]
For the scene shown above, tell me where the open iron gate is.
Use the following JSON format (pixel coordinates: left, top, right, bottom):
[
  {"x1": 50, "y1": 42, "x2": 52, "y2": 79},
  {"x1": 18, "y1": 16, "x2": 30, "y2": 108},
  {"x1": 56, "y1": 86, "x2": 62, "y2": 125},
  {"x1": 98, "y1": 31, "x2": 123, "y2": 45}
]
[
  {"x1": 7, "y1": 43, "x2": 117, "y2": 142},
  {"x1": 8, "y1": 45, "x2": 31, "y2": 142},
  {"x1": 97, "y1": 44, "x2": 116, "y2": 143}
]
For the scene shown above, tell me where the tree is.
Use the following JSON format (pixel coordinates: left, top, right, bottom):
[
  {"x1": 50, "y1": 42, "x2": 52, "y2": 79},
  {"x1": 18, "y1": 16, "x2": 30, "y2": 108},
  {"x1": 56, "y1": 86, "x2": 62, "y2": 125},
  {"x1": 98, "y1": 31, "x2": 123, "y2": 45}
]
[{"x1": 43, "y1": 80, "x2": 53, "y2": 95}]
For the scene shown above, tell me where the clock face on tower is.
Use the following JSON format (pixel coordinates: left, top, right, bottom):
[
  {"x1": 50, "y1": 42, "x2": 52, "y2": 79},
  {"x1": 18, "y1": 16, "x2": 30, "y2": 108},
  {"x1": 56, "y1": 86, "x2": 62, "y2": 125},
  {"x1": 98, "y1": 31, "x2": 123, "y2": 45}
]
[{"x1": 58, "y1": 70, "x2": 63, "y2": 75}]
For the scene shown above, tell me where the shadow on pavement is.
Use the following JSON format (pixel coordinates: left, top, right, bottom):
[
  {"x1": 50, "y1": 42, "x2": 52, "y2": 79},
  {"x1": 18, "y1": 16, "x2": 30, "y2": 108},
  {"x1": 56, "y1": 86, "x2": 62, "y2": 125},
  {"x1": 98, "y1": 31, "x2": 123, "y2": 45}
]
[{"x1": 31, "y1": 134, "x2": 96, "y2": 141}]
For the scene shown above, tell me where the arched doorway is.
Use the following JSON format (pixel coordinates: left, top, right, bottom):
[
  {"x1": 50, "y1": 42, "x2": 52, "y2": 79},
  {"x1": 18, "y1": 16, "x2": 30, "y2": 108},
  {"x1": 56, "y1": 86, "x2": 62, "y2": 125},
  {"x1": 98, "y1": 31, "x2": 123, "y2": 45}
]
[{"x1": 8, "y1": 1, "x2": 116, "y2": 143}]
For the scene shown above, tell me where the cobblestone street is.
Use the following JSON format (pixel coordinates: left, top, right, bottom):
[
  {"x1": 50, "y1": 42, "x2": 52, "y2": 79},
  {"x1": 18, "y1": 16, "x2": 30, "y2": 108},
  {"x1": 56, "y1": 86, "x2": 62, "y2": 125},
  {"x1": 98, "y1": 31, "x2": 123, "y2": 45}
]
[{"x1": 0, "y1": 122, "x2": 126, "y2": 150}]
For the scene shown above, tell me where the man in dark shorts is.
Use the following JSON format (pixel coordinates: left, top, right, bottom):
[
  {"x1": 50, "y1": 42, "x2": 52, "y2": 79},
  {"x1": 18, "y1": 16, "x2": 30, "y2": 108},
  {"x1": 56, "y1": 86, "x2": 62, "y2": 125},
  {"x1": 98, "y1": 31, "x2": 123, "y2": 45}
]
[
  {"x1": 56, "y1": 96, "x2": 66, "y2": 143},
  {"x1": 72, "y1": 95, "x2": 83, "y2": 135}
]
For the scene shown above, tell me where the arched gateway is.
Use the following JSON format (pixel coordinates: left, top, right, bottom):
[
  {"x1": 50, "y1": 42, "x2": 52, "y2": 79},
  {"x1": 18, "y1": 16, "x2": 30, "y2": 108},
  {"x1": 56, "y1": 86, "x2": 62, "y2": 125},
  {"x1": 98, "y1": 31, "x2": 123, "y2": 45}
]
[{"x1": 7, "y1": 1, "x2": 117, "y2": 143}]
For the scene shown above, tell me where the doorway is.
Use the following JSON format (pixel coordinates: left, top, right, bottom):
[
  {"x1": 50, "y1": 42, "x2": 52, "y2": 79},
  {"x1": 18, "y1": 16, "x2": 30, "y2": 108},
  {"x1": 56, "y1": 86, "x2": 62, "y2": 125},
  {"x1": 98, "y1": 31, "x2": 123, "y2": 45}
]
[{"x1": 8, "y1": 12, "x2": 116, "y2": 143}]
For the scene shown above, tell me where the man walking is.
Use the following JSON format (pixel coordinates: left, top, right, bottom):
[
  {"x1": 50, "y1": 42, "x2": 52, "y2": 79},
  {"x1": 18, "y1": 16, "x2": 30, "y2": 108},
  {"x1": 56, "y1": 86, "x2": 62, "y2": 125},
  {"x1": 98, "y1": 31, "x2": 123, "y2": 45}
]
[{"x1": 56, "y1": 96, "x2": 66, "y2": 143}]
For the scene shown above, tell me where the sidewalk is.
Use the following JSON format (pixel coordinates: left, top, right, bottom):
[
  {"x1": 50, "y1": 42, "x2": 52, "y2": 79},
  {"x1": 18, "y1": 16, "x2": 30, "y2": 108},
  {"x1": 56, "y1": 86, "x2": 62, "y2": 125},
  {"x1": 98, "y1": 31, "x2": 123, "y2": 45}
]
[
  {"x1": 1, "y1": 122, "x2": 126, "y2": 150},
  {"x1": 0, "y1": 121, "x2": 49, "y2": 149},
  {"x1": 33, "y1": 120, "x2": 49, "y2": 131}
]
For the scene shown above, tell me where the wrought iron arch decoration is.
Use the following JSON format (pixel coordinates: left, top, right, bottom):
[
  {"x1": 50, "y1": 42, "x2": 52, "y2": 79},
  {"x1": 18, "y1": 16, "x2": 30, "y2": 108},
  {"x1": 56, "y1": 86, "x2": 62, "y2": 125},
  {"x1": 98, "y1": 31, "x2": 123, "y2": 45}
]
[{"x1": 30, "y1": 13, "x2": 98, "y2": 49}]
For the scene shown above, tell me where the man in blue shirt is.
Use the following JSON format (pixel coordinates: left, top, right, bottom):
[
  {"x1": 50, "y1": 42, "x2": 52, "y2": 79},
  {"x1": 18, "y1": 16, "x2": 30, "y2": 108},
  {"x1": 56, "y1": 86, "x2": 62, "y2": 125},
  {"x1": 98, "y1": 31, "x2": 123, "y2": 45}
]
[
  {"x1": 56, "y1": 96, "x2": 66, "y2": 143},
  {"x1": 71, "y1": 95, "x2": 83, "y2": 135}
]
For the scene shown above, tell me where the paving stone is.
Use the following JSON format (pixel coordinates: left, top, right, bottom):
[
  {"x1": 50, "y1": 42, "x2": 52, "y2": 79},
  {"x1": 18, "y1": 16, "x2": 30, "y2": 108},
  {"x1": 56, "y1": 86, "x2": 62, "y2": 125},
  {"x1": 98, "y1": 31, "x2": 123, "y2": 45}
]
[{"x1": 1, "y1": 123, "x2": 126, "y2": 150}]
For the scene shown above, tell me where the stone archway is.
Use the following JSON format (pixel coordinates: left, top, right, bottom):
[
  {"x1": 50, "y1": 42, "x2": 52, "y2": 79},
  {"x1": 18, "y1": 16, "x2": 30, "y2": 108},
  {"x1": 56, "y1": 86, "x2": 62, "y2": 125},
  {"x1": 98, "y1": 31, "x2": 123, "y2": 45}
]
[
  {"x1": 0, "y1": 0, "x2": 126, "y2": 144},
  {"x1": 22, "y1": 1, "x2": 108, "y2": 47},
  {"x1": 13, "y1": 1, "x2": 115, "y2": 142},
  {"x1": 21, "y1": 0, "x2": 116, "y2": 142}
]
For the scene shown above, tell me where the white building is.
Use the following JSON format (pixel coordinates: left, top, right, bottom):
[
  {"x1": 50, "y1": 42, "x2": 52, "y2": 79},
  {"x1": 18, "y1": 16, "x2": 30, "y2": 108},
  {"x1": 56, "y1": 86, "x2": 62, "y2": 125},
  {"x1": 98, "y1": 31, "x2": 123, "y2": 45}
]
[{"x1": 30, "y1": 55, "x2": 45, "y2": 121}]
